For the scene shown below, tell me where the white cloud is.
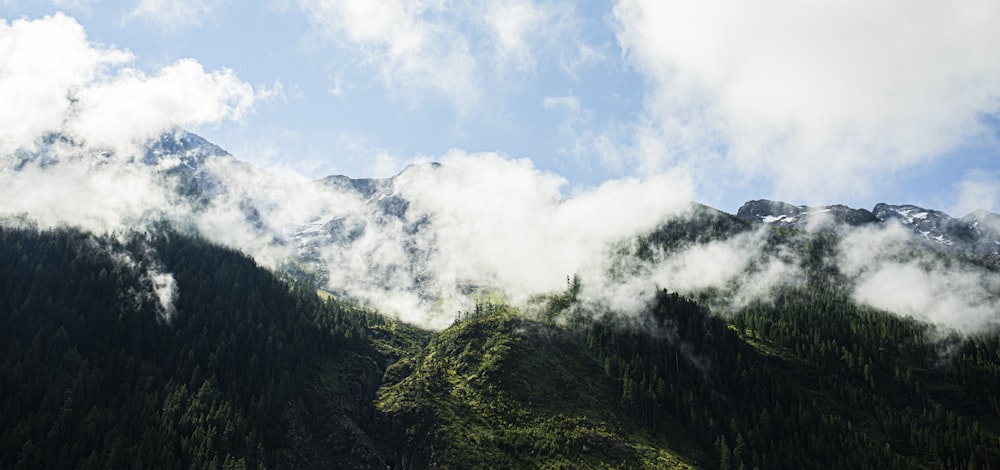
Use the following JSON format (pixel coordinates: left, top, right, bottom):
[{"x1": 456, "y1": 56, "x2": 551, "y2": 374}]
[
  {"x1": 328, "y1": 72, "x2": 348, "y2": 96},
  {"x1": 612, "y1": 0, "x2": 1000, "y2": 203},
  {"x1": 394, "y1": 151, "x2": 693, "y2": 303},
  {"x1": 651, "y1": 236, "x2": 758, "y2": 293},
  {"x1": 0, "y1": 13, "x2": 258, "y2": 158},
  {"x1": 296, "y1": 0, "x2": 481, "y2": 108},
  {"x1": 482, "y1": 0, "x2": 558, "y2": 72},
  {"x1": 559, "y1": 41, "x2": 605, "y2": 78},
  {"x1": 587, "y1": 222, "x2": 802, "y2": 317},
  {"x1": 954, "y1": 169, "x2": 1000, "y2": 216},
  {"x1": 70, "y1": 59, "x2": 255, "y2": 150},
  {"x1": 147, "y1": 269, "x2": 179, "y2": 322},
  {"x1": 838, "y1": 224, "x2": 1000, "y2": 334},
  {"x1": 543, "y1": 93, "x2": 598, "y2": 158},
  {"x1": 295, "y1": 0, "x2": 580, "y2": 111},
  {"x1": 0, "y1": 13, "x2": 131, "y2": 154},
  {"x1": 127, "y1": 0, "x2": 228, "y2": 30},
  {"x1": 543, "y1": 94, "x2": 581, "y2": 114},
  {"x1": 0, "y1": 154, "x2": 182, "y2": 232},
  {"x1": 225, "y1": 149, "x2": 694, "y2": 328}
]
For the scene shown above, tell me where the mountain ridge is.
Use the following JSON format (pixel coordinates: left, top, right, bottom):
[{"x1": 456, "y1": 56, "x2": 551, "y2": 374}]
[
  {"x1": 3, "y1": 131, "x2": 1000, "y2": 468},
  {"x1": 5, "y1": 130, "x2": 1000, "y2": 327},
  {"x1": 737, "y1": 198, "x2": 1000, "y2": 254}
]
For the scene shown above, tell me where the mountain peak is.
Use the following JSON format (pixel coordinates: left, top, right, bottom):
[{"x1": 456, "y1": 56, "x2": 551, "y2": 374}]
[
  {"x1": 142, "y1": 129, "x2": 230, "y2": 168},
  {"x1": 737, "y1": 199, "x2": 1000, "y2": 253},
  {"x1": 736, "y1": 199, "x2": 876, "y2": 228},
  {"x1": 873, "y1": 203, "x2": 977, "y2": 246}
]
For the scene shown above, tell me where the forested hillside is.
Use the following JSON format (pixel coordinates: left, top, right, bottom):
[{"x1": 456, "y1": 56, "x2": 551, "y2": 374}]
[
  {"x1": 0, "y1": 225, "x2": 427, "y2": 469},
  {"x1": 586, "y1": 288, "x2": 1000, "y2": 468},
  {"x1": 2, "y1": 223, "x2": 999, "y2": 469}
]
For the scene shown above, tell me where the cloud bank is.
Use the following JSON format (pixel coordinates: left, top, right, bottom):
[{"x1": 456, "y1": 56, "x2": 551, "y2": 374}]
[
  {"x1": 612, "y1": 0, "x2": 1000, "y2": 204},
  {"x1": 838, "y1": 224, "x2": 1000, "y2": 334},
  {"x1": 2, "y1": 10, "x2": 998, "y2": 336},
  {"x1": 396, "y1": 152, "x2": 693, "y2": 296},
  {"x1": 0, "y1": 13, "x2": 257, "y2": 157},
  {"x1": 267, "y1": 152, "x2": 697, "y2": 328}
]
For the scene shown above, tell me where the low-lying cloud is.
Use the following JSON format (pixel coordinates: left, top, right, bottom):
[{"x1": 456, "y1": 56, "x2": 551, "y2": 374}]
[
  {"x1": 290, "y1": 151, "x2": 696, "y2": 328},
  {"x1": 396, "y1": 152, "x2": 693, "y2": 296},
  {"x1": 838, "y1": 224, "x2": 1000, "y2": 334},
  {"x1": 8, "y1": 127, "x2": 998, "y2": 334},
  {"x1": 0, "y1": 150, "x2": 181, "y2": 232},
  {"x1": 578, "y1": 222, "x2": 804, "y2": 319},
  {"x1": 3, "y1": 11, "x2": 999, "y2": 336}
]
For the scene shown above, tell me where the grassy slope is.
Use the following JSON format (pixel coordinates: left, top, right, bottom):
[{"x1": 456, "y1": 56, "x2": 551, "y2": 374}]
[{"x1": 373, "y1": 306, "x2": 699, "y2": 469}]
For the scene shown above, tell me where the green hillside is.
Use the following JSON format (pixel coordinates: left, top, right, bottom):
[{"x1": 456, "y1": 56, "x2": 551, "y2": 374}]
[
  {"x1": 0, "y1": 225, "x2": 427, "y2": 469},
  {"x1": 2, "y1": 224, "x2": 999, "y2": 469},
  {"x1": 373, "y1": 303, "x2": 698, "y2": 468}
]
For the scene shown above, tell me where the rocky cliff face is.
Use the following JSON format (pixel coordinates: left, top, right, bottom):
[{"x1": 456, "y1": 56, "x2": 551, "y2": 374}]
[{"x1": 872, "y1": 203, "x2": 978, "y2": 247}]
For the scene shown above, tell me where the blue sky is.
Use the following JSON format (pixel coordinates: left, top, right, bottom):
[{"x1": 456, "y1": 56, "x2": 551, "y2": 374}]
[{"x1": 3, "y1": 0, "x2": 1000, "y2": 215}]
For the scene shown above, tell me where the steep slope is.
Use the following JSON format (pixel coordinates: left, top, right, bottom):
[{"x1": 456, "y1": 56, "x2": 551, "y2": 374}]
[
  {"x1": 364, "y1": 279, "x2": 1000, "y2": 469},
  {"x1": 373, "y1": 305, "x2": 700, "y2": 468},
  {"x1": 873, "y1": 203, "x2": 978, "y2": 247},
  {"x1": 289, "y1": 166, "x2": 435, "y2": 299},
  {"x1": 6, "y1": 130, "x2": 1000, "y2": 469},
  {"x1": 0, "y1": 225, "x2": 428, "y2": 469},
  {"x1": 637, "y1": 202, "x2": 753, "y2": 255},
  {"x1": 3, "y1": 218, "x2": 1000, "y2": 469},
  {"x1": 583, "y1": 286, "x2": 1000, "y2": 469},
  {"x1": 963, "y1": 210, "x2": 1000, "y2": 258}
]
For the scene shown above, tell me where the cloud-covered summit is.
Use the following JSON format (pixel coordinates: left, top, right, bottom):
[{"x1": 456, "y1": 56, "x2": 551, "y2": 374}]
[
  {"x1": 2, "y1": 7, "x2": 1000, "y2": 335},
  {"x1": 8, "y1": 3, "x2": 999, "y2": 216}
]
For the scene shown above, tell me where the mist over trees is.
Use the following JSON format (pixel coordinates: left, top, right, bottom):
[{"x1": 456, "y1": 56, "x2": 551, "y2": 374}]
[
  {"x1": 4, "y1": 5, "x2": 1000, "y2": 469},
  {"x1": 2, "y1": 221, "x2": 999, "y2": 469},
  {"x1": 0, "y1": 225, "x2": 423, "y2": 469}
]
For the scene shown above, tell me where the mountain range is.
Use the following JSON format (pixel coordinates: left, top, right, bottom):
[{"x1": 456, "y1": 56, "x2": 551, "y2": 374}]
[
  {"x1": 2, "y1": 131, "x2": 1000, "y2": 469},
  {"x1": 737, "y1": 198, "x2": 1000, "y2": 253},
  {"x1": 130, "y1": 131, "x2": 1000, "y2": 302}
]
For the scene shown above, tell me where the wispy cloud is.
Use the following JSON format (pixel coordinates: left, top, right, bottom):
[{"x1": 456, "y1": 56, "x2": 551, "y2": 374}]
[
  {"x1": 295, "y1": 0, "x2": 481, "y2": 109},
  {"x1": 0, "y1": 153, "x2": 182, "y2": 231},
  {"x1": 294, "y1": 0, "x2": 583, "y2": 112},
  {"x1": 125, "y1": 0, "x2": 229, "y2": 31},
  {"x1": 838, "y1": 224, "x2": 1000, "y2": 334},
  {"x1": 954, "y1": 169, "x2": 1000, "y2": 216},
  {"x1": 300, "y1": 151, "x2": 694, "y2": 327},
  {"x1": 543, "y1": 93, "x2": 596, "y2": 158},
  {"x1": 481, "y1": 0, "x2": 569, "y2": 73}
]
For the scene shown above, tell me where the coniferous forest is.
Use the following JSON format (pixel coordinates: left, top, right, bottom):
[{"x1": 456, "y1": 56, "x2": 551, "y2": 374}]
[
  {"x1": 0, "y1": 225, "x2": 427, "y2": 469},
  {"x1": 2, "y1": 223, "x2": 1000, "y2": 469},
  {"x1": 5, "y1": 4, "x2": 1000, "y2": 468}
]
